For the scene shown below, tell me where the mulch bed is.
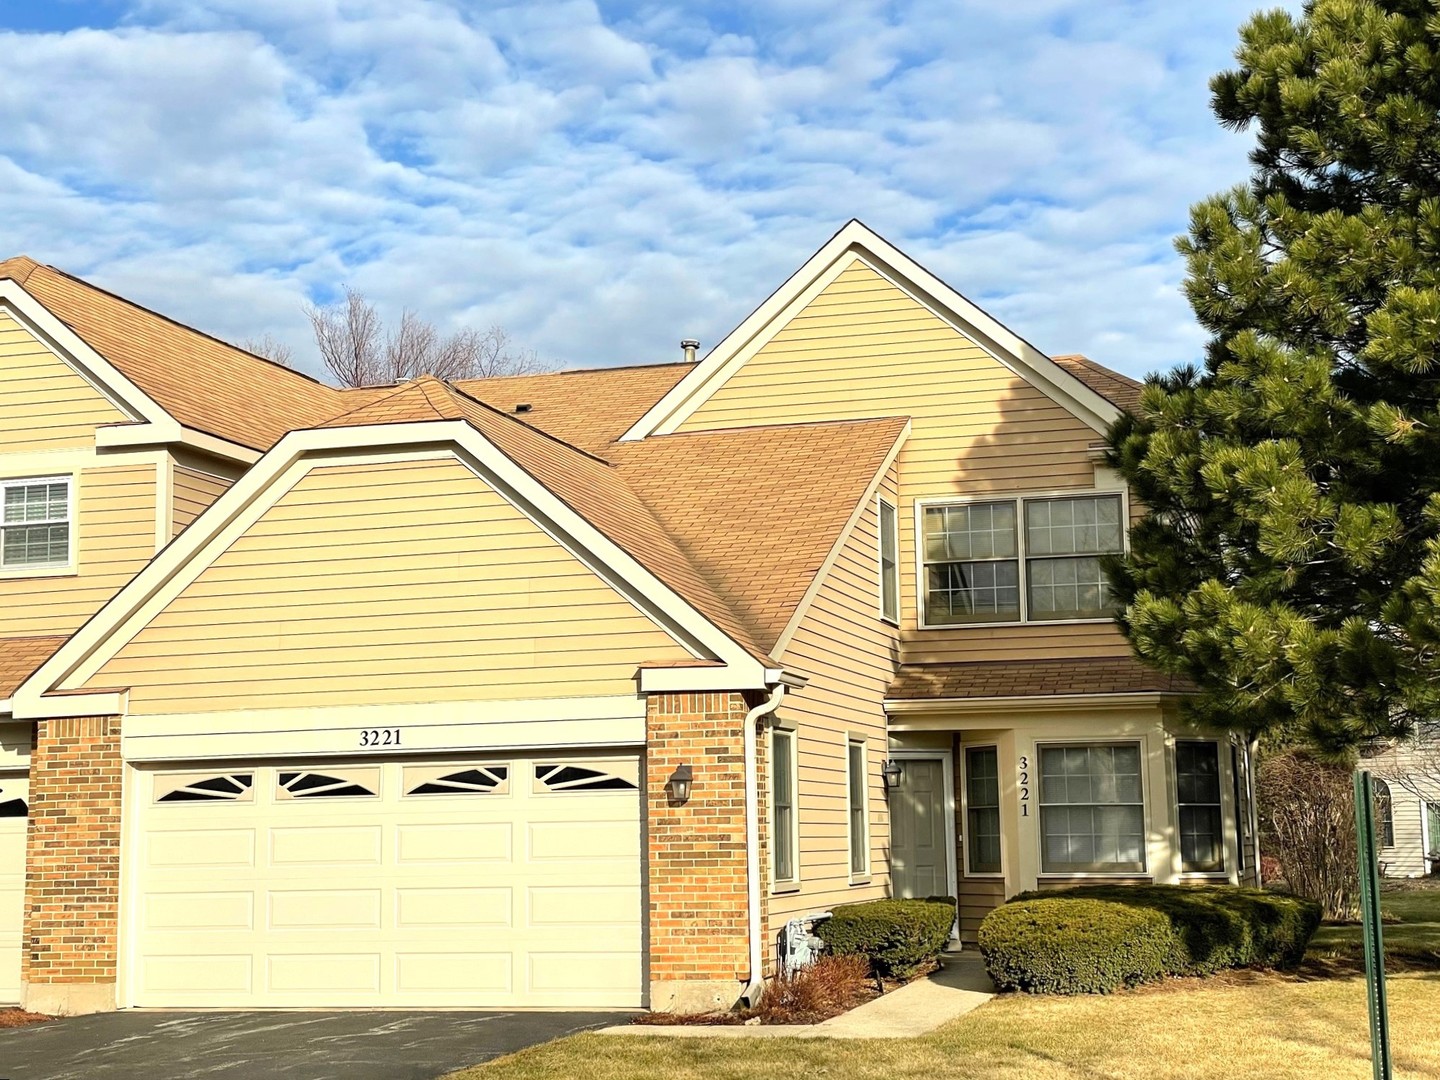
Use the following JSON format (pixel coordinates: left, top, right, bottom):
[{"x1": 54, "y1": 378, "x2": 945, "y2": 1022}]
[
  {"x1": 0, "y1": 1009, "x2": 53, "y2": 1029},
  {"x1": 632, "y1": 956, "x2": 935, "y2": 1026}
]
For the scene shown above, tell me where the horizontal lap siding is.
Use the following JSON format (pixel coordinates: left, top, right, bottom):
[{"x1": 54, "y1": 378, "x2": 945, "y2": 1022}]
[
  {"x1": 770, "y1": 467, "x2": 898, "y2": 931},
  {"x1": 0, "y1": 313, "x2": 125, "y2": 452},
  {"x1": 3, "y1": 465, "x2": 156, "y2": 637},
  {"x1": 677, "y1": 260, "x2": 1130, "y2": 665},
  {"x1": 171, "y1": 465, "x2": 232, "y2": 536},
  {"x1": 87, "y1": 457, "x2": 692, "y2": 713}
]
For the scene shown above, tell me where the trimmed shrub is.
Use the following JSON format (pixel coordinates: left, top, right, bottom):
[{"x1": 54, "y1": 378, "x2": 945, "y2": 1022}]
[
  {"x1": 979, "y1": 885, "x2": 1321, "y2": 994},
  {"x1": 815, "y1": 897, "x2": 956, "y2": 979},
  {"x1": 978, "y1": 898, "x2": 1172, "y2": 994}
]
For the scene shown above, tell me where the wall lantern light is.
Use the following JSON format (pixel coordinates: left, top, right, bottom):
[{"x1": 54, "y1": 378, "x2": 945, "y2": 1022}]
[
  {"x1": 882, "y1": 760, "x2": 903, "y2": 791},
  {"x1": 667, "y1": 764, "x2": 694, "y2": 804}
]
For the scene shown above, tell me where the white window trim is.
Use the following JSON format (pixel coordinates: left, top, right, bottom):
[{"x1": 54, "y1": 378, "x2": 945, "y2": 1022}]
[
  {"x1": 1173, "y1": 739, "x2": 1228, "y2": 877},
  {"x1": 877, "y1": 496, "x2": 900, "y2": 626},
  {"x1": 960, "y1": 742, "x2": 1005, "y2": 880},
  {"x1": 846, "y1": 734, "x2": 871, "y2": 883},
  {"x1": 771, "y1": 726, "x2": 801, "y2": 892},
  {"x1": 0, "y1": 474, "x2": 76, "y2": 579},
  {"x1": 1034, "y1": 738, "x2": 1149, "y2": 879},
  {"x1": 914, "y1": 487, "x2": 1129, "y2": 630}
]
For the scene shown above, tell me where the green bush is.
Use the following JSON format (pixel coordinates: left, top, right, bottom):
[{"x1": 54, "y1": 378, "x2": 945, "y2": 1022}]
[
  {"x1": 978, "y1": 898, "x2": 1172, "y2": 994},
  {"x1": 815, "y1": 897, "x2": 956, "y2": 979},
  {"x1": 978, "y1": 885, "x2": 1321, "y2": 994}
]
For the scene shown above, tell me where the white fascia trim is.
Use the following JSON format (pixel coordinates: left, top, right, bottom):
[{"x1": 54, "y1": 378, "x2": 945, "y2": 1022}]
[
  {"x1": 96, "y1": 423, "x2": 262, "y2": 466},
  {"x1": 621, "y1": 220, "x2": 1122, "y2": 441},
  {"x1": 885, "y1": 691, "x2": 1183, "y2": 717},
  {"x1": 0, "y1": 281, "x2": 168, "y2": 430},
  {"x1": 13, "y1": 420, "x2": 769, "y2": 715},
  {"x1": 769, "y1": 419, "x2": 910, "y2": 658},
  {"x1": 21, "y1": 691, "x2": 127, "y2": 719},
  {"x1": 0, "y1": 698, "x2": 11, "y2": 717}
]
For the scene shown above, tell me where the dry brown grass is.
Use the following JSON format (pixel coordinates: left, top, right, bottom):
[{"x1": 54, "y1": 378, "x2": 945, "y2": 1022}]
[{"x1": 451, "y1": 970, "x2": 1440, "y2": 1080}]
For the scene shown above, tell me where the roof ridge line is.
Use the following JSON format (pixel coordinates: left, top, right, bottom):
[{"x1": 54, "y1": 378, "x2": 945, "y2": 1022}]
[
  {"x1": 443, "y1": 379, "x2": 615, "y2": 467},
  {"x1": 457, "y1": 360, "x2": 696, "y2": 383},
  {"x1": 35, "y1": 262, "x2": 336, "y2": 393},
  {"x1": 314, "y1": 383, "x2": 420, "y2": 427},
  {"x1": 637, "y1": 415, "x2": 910, "y2": 440}
]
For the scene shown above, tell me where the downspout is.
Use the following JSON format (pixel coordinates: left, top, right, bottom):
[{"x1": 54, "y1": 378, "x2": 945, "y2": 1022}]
[{"x1": 741, "y1": 683, "x2": 785, "y2": 1008}]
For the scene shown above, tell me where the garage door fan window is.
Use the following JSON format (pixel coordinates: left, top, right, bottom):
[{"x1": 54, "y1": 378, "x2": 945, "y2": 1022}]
[
  {"x1": 156, "y1": 773, "x2": 254, "y2": 803},
  {"x1": 405, "y1": 765, "x2": 509, "y2": 795},
  {"x1": 0, "y1": 781, "x2": 26, "y2": 817},
  {"x1": 534, "y1": 763, "x2": 638, "y2": 792},
  {"x1": 277, "y1": 769, "x2": 378, "y2": 799}
]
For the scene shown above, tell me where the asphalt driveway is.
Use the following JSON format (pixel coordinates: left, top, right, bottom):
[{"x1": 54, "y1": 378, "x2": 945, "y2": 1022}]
[{"x1": 0, "y1": 1008, "x2": 628, "y2": 1080}]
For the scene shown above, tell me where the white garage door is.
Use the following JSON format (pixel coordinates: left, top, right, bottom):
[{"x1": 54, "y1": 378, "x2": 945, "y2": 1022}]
[
  {"x1": 131, "y1": 753, "x2": 643, "y2": 1008},
  {"x1": 0, "y1": 773, "x2": 26, "y2": 1005}
]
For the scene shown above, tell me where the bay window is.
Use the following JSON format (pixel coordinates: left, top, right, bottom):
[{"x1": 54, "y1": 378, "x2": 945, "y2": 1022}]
[
  {"x1": 964, "y1": 746, "x2": 1002, "y2": 875},
  {"x1": 1175, "y1": 741, "x2": 1224, "y2": 873},
  {"x1": 1039, "y1": 743, "x2": 1145, "y2": 874}
]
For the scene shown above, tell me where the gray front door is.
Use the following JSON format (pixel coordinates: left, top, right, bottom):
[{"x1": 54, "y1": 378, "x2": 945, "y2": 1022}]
[{"x1": 890, "y1": 758, "x2": 948, "y2": 899}]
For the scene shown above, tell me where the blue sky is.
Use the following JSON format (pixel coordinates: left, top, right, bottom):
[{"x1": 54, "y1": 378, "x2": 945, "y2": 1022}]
[{"x1": 0, "y1": 0, "x2": 1274, "y2": 379}]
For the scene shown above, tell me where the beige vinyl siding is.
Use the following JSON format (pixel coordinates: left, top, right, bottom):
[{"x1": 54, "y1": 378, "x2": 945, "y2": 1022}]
[
  {"x1": 87, "y1": 456, "x2": 694, "y2": 713},
  {"x1": 171, "y1": 464, "x2": 234, "y2": 537},
  {"x1": 769, "y1": 466, "x2": 899, "y2": 931},
  {"x1": 2, "y1": 464, "x2": 156, "y2": 637},
  {"x1": 678, "y1": 259, "x2": 1129, "y2": 665},
  {"x1": 0, "y1": 312, "x2": 126, "y2": 452}
]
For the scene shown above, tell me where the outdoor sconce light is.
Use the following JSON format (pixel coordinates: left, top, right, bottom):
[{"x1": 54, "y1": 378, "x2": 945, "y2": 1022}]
[
  {"x1": 667, "y1": 764, "x2": 694, "y2": 804},
  {"x1": 881, "y1": 760, "x2": 903, "y2": 791}
]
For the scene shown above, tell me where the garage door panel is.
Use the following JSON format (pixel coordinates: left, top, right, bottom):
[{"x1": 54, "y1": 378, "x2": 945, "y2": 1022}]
[
  {"x1": 397, "y1": 886, "x2": 511, "y2": 928},
  {"x1": 396, "y1": 821, "x2": 511, "y2": 863},
  {"x1": 147, "y1": 828, "x2": 255, "y2": 868},
  {"x1": 395, "y1": 952, "x2": 512, "y2": 994},
  {"x1": 131, "y1": 754, "x2": 642, "y2": 1008},
  {"x1": 269, "y1": 889, "x2": 382, "y2": 930},
  {"x1": 142, "y1": 954, "x2": 253, "y2": 995},
  {"x1": 270, "y1": 824, "x2": 381, "y2": 866},
  {"x1": 268, "y1": 953, "x2": 381, "y2": 994},
  {"x1": 1, "y1": 774, "x2": 29, "y2": 1005},
  {"x1": 145, "y1": 892, "x2": 254, "y2": 932}
]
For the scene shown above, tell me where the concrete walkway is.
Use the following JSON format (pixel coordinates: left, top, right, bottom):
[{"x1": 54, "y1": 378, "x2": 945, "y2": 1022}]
[{"x1": 599, "y1": 950, "x2": 995, "y2": 1040}]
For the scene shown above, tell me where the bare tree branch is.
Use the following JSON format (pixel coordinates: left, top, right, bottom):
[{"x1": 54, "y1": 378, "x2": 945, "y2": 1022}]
[
  {"x1": 238, "y1": 333, "x2": 294, "y2": 366},
  {"x1": 304, "y1": 289, "x2": 550, "y2": 387}
]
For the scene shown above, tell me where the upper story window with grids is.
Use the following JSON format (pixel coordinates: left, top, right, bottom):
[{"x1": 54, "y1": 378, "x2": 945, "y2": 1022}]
[
  {"x1": 1, "y1": 477, "x2": 71, "y2": 572},
  {"x1": 920, "y1": 492, "x2": 1124, "y2": 626}
]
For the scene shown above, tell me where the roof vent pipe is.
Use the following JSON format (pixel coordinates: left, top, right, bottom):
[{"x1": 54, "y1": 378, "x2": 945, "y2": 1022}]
[{"x1": 681, "y1": 339, "x2": 700, "y2": 364}]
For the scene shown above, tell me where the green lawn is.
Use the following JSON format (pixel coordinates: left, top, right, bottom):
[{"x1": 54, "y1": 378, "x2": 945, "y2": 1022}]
[{"x1": 453, "y1": 887, "x2": 1440, "y2": 1080}]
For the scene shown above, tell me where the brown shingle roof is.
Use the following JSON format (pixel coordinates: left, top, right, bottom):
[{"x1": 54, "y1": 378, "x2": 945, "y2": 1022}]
[
  {"x1": 612, "y1": 418, "x2": 908, "y2": 649},
  {"x1": 456, "y1": 363, "x2": 694, "y2": 451},
  {"x1": 0, "y1": 635, "x2": 66, "y2": 698},
  {"x1": 1, "y1": 257, "x2": 344, "y2": 451},
  {"x1": 1053, "y1": 354, "x2": 1144, "y2": 414},
  {"x1": 887, "y1": 657, "x2": 1190, "y2": 701}
]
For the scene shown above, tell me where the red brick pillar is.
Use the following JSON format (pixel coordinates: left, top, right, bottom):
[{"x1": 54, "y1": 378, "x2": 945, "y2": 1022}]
[
  {"x1": 22, "y1": 716, "x2": 123, "y2": 1015},
  {"x1": 645, "y1": 691, "x2": 759, "y2": 1013}
]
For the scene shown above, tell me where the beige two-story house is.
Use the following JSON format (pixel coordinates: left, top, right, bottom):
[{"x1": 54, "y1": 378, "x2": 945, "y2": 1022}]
[{"x1": 0, "y1": 221, "x2": 1258, "y2": 1017}]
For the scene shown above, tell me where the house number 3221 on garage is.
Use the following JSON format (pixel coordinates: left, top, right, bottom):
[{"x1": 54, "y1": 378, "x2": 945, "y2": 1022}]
[{"x1": 359, "y1": 728, "x2": 401, "y2": 747}]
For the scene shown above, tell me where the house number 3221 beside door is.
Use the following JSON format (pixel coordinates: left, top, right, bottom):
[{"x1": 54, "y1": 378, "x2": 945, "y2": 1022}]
[
  {"x1": 1018, "y1": 755, "x2": 1031, "y2": 817},
  {"x1": 359, "y1": 728, "x2": 401, "y2": 748}
]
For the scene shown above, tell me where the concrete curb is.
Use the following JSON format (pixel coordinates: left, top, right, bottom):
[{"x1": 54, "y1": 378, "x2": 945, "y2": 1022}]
[{"x1": 597, "y1": 952, "x2": 996, "y2": 1040}]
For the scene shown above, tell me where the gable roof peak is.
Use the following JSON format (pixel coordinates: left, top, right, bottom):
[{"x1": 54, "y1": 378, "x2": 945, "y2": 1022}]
[{"x1": 0, "y1": 255, "x2": 40, "y2": 285}]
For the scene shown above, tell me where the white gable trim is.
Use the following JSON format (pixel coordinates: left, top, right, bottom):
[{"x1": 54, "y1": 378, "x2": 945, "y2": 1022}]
[
  {"x1": 621, "y1": 220, "x2": 1122, "y2": 440},
  {"x1": 12, "y1": 421, "x2": 772, "y2": 717},
  {"x1": 0, "y1": 280, "x2": 176, "y2": 438}
]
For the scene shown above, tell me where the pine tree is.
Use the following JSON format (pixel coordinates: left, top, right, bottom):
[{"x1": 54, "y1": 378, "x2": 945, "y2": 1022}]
[{"x1": 1110, "y1": 0, "x2": 1440, "y2": 753}]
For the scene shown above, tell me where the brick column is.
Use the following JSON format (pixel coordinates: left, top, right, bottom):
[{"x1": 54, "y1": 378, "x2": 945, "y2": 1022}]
[
  {"x1": 645, "y1": 691, "x2": 759, "y2": 1013},
  {"x1": 22, "y1": 715, "x2": 123, "y2": 1015}
]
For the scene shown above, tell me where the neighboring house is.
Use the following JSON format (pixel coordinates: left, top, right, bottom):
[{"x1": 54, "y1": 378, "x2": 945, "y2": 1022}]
[
  {"x1": 1363, "y1": 730, "x2": 1440, "y2": 878},
  {"x1": 0, "y1": 221, "x2": 1260, "y2": 1017}
]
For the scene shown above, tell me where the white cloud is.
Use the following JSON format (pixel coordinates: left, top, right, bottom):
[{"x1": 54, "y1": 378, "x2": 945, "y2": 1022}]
[{"x1": 0, "y1": 0, "x2": 1277, "y2": 379}]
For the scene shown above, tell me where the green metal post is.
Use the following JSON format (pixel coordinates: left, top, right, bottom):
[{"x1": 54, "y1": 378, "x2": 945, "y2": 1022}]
[{"x1": 1354, "y1": 770, "x2": 1393, "y2": 1080}]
